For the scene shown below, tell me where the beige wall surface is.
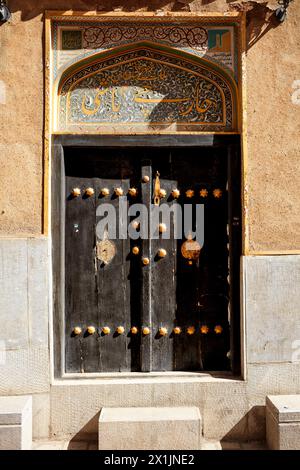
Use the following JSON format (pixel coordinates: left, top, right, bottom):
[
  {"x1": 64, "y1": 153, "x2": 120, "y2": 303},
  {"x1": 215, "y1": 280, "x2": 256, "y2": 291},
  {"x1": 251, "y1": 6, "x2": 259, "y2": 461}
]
[{"x1": 0, "y1": 1, "x2": 299, "y2": 252}]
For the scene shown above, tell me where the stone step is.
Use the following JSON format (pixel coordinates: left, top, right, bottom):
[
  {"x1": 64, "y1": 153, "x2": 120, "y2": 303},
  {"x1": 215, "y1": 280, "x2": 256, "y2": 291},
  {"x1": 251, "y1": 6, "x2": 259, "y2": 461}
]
[
  {"x1": 98, "y1": 406, "x2": 202, "y2": 450},
  {"x1": 266, "y1": 395, "x2": 300, "y2": 450},
  {"x1": 0, "y1": 395, "x2": 32, "y2": 450}
]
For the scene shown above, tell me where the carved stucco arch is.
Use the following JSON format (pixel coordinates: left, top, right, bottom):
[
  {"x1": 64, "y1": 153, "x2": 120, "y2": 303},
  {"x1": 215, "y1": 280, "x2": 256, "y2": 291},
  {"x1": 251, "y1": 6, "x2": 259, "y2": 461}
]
[{"x1": 55, "y1": 42, "x2": 238, "y2": 133}]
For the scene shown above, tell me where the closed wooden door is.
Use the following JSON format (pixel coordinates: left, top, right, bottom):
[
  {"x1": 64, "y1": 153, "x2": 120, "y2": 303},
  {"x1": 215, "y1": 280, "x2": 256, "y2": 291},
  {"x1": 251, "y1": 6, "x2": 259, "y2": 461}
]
[{"x1": 64, "y1": 147, "x2": 235, "y2": 373}]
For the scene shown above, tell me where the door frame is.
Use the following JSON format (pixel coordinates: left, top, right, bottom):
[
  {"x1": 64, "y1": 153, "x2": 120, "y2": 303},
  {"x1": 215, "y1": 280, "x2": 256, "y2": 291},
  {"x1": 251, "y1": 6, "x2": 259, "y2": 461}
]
[{"x1": 51, "y1": 133, "x2": 241, "y2": 378}]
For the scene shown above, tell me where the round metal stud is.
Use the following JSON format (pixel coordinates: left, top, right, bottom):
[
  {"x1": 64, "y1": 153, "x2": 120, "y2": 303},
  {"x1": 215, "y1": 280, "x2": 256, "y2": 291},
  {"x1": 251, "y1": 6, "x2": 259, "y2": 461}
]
[
  {"x1": 171, "y1": 188, "x2": 180, "y2": 199},
  {"x1": 85, "y1": 187, "x2": 94, "y2": 197},
  {"x1": 131, "y1": 326, "x2": 138, "y2": 335},
  {"x1": 142, "y1": 327, "x2": 150, "y2": 335},
  {"x1": 142, "y1": 175, "x2": 150, "y2": 183},
  {"x1": 173, "y1": 327, "x2": 182, "y2": 335},
  {"x1": 72, "y1": 188, "x2": 81, "y2": 197},
  {"x1": 142, "y1": 257, "x2": 150, "y2": 266},
  {"x1": 213, "y1": 189, "x2": 222, "y2": 199},
  {"x1": 159, "y1": 223, "x2": 167, "y2": 234},
  {"x1": 132, "y1": 246, "x2": 140, "y2": 255},
  {"x1": 185, "y1": 189, "x2": 194, "y2": 198},
  {"x1": 128, "y1": 187, "x2": 138, "y2": 197},
  {"x1": 73, "y1": 326, "x2": 82, "y2": 335},
  {"x1": 157, "y1": 248, "x2": 167, "y2": 258},
  {"x1": 114, "y1": 187, "x2": 124, "y2": 197},
  {"x1": 102, "y1": 326, "x2": 111, "y2": 335},
  {"x1": 159, "y1": 327, "x2": 168, "y2": 336},
  {"x1": 200, "y1": 325, "x2": 209, "y2": 335},
  {"x1": 116, "y1": 326, "x2": 125, "y2": 335},
  {"x1": 199, "y1": 189, "x2": 208, "y2": 198},
  {"x1": 100, "y1": 188, "x2": 110, "y2": 197},
  {"x1": 214, "y1": 325, "x2": 223, "y2": 334},
  {"x1": 87, "y1": 325, "x2": 96, "y2": 335},
  {"x1": 187, "y1": 326, "x2": 196, "y2": 335},
  {"x1": 159, "y1": 188, "x2": 167, "y2": 198}
]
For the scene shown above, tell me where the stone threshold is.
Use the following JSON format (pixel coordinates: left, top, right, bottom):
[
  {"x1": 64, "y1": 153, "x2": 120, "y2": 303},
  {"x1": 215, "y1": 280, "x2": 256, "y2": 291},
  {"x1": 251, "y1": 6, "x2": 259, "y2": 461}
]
[{"x1": 55, "y1": 371, "x2": 243, "y2": 385}]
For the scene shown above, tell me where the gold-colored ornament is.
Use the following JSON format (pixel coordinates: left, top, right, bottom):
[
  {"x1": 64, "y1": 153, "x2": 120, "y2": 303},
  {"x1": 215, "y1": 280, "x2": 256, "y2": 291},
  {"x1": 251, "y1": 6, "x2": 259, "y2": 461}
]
[
  {"x1": 73, "y1": 326, "x2": 82, "y2": 335},
  {"x1": 131, "y1": 326, "x2": 138, "y2": 335},
  {"x1": 171, "y1": 188, "x2": 180, "y2": 199},
  {"x1": 132, "y1": 246, "x2": 140, "y2": 255},
  {"x1": 159, "y1": 188, "x2": 167, "y2": 198},
  {"x1": 200, "y1": 325, "x2": 209, "y2": 334},
  {"x1": 154, "y1": 171, "x2": 161, "y2": 206},
  {"x1": 142, "y1": 175, "x2": 150, "y2": 183},
  {"x1": 185, "y1": 189, "x2": 194, "y2": 198},
  {"x1": 157, "y1": 248, "x2": 167, "y2": 258},
  {"x1": 142, "y1": 327, "x2": 150, "y2": 335},
  {"x1": 114, "y1": 187, "x2": 124, "y2": 197},
  {"x1": 85, "y1": 187, "x2": 94, "y2": 197},
  {"x1": 96, "y1": 239, "x2": 116, "y2": 265},
  {"x1": 72, "y1": 188, "x2": 81, "y2": 197},
  {"x1": 159, "y1": 327, "x2": 168, "y2": 336},
  {"x1": 213, "y1": 189, "x2": 222, "y2": 199},
  {"x1": 102, "y1": 326, "x2": 111, "y2": 335},
  {"x1": 100, "y1": 188, "x2": 110, "y2": 197},
  {"x1": 173, "y1": 326, "x2": 182, "y2": 335},
  {"x1": 128, "y1": 187, "x2": 138, "y2": 197},
  {"x1": 116, "y1": 326, "x2": 125, "y2": 335},
  {"x1": 199, "y1": 189, "x2": 208, "y2": 198},
  {"x1": 159, "y1": 223, "x2": 167, "y2": 233},
  {"x1": 187, "y1": 326, "x2": 196, "y2": 335},
  {"x1": 142, "y1": 257, "x2": 150, "y2": 266},
  {"x1": 181, "y1": 239, "x2": 201, "y2": 264},
  {"x1": 214, "y1": 325, "x2": 223, "y2": 334},
  {"x1": 87, "y1": 325, "x2": 96, "y2": 335}
]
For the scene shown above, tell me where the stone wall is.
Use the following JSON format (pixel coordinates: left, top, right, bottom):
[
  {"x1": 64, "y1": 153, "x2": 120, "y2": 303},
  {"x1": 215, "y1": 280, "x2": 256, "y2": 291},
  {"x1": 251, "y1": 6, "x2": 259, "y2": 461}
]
[{"x1": 0, "y1": 238, "x2": 50, "y2": 438}]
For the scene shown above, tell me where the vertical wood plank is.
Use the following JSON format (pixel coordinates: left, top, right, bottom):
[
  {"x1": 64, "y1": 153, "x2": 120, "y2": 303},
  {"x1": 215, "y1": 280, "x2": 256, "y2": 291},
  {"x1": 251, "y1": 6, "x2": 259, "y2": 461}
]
[
  {"x1": 140, "y1": 161, "x2": 152, "y2": 372},
  {"x1": 65, "y1": 173, "x2": 96, "y2": 373},
  {"x1": 228, "y1": 143, "x2": 242, "y2": 375},
  {"x1": 151, "y1": 175, "x2": 177, "y2": 372}
]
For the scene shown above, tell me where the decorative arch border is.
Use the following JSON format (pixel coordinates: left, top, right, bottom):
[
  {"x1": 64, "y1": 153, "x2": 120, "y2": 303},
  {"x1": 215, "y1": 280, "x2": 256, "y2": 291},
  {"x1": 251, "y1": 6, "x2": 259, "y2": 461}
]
[
  {"x1": 55, "y1": 42, "x2": 238, "y2": 133},
  {"x1": 45, "y1": 11, "x2": 247, "y2": 254}
]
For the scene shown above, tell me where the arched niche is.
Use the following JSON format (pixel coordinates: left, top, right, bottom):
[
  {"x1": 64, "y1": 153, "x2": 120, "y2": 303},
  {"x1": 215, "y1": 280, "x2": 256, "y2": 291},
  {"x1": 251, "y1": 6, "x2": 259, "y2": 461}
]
[{"x1": 55, "y1": 42, "x2": 238, "y2": 133}]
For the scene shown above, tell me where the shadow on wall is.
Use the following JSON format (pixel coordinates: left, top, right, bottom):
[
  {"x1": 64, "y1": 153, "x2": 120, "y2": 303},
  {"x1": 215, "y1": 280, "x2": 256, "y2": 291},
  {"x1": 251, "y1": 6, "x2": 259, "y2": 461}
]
[
  {"x1": 221, "y1": 405, "x2": 266, "y2": 442},
  {"x1": 3, "y1": 1, "x2": 282, "y2": 51},
  {"x1": 67, "y1": 412, "x2": 100, "y2": 446},
  {"x1": 245, "y1": 2, "x2": 279, "y2": 50},
  {"x1": 3, "y1": 0, "x2": 193, "y2": 21}
]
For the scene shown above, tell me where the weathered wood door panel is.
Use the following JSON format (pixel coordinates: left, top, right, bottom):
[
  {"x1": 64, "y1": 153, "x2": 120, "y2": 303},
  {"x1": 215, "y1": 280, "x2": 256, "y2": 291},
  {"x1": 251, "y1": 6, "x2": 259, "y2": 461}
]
[
  {"x1": 64, "y1": 147, "x2": 236, "y2": 373},
  {"x1": 65, "y1": 152, "x2": 140, "y2": 373},
  {"x1": 95, "y1": 176, "x2": 132, "y2": 373},
  {"x1": 65, "y1": 173, "x2": 97, "y2": 373}
]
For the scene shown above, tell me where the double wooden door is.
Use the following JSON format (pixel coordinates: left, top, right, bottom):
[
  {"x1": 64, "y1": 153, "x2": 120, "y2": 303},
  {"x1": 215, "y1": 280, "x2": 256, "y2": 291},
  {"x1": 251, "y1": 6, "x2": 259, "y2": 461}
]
[{"x1": 64, "y1": 147, "x2": 238, "y2": 373}]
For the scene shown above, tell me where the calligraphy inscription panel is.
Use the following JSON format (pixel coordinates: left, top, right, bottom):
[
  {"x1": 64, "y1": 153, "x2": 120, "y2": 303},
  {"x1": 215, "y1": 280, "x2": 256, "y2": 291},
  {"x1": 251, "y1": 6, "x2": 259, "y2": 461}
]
[{"x1": 59, "y1": 48, "x2": 235, "y2": 132}]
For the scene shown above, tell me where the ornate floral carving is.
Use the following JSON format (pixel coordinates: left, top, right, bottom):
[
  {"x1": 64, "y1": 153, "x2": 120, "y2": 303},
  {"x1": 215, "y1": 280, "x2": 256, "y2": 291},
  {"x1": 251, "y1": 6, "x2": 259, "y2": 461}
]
[{"x1": 82, "y1": 25, "x2": 208, "y2": 51}]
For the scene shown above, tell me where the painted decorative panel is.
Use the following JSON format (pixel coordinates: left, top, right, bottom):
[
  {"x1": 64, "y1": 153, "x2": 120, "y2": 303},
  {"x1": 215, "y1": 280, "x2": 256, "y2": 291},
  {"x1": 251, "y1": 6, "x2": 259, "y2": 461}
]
[
  {"x1": 52, "y1": 17, "x2": 240, "y2": 133},
  {"x1": 58, "y1": 47, "x2": 235, "y2": 132}
]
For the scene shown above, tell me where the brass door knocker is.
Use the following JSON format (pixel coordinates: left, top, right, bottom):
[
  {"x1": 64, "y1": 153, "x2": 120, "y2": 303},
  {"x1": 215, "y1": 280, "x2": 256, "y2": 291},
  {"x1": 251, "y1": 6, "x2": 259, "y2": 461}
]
[{"x1": 154, "y1": 171, "x2": 161, "y2": 206}]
